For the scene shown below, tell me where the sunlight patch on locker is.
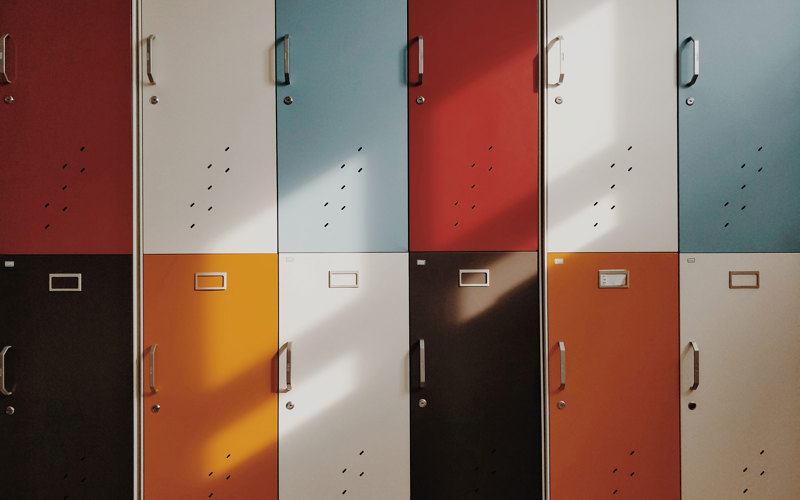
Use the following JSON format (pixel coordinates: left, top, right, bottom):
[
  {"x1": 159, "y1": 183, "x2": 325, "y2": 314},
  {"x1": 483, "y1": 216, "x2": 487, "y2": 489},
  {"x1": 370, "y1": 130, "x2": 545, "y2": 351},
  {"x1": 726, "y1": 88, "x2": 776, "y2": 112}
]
[
  {"x1": 203, "y1": 398, "x2": 278, "y2": 472},
  {"x1": 548, "y1": 194, "x2": 618, "y2": 252}
]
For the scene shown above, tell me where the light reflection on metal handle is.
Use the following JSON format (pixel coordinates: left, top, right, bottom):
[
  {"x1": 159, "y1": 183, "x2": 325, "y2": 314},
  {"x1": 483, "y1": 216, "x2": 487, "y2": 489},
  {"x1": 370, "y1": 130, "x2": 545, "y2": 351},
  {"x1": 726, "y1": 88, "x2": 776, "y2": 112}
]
[
  {"x1": 280, "y1": 342, "x2": 292, "y2": 393},
  {"x1": 283, "y1": 35, "x2": 290, "y2": 85},
  {"x1": 687, "y1": 37, "x2": 699, "y2": 86},
  {"x1": 149, "y1": 344, "x2": 158, "y2": 394},
  {"x1": 0, "y1": 34, "x2": 11, "y2": 84},
  {"x1": 552, "y1": 35, "x2": 565, "y2": 86},
  {"x1": 0, "y1": 346, "x2": 11, "y2": 396},
  {"x1": 419, "y1": 339, "x2": 426, "y2": 388},
  {"x1": 146, "y1": 35, "x2": 156, "y2": 85},
  {"x1": 690, "y1": 341, "x2": 700, "y2": 390},
  {"x1": 417, "y1": 36, "x2": 424, "y2": 85},
  {"x1": 558, "y1": 341, "x2": 566, "y2": 390}
]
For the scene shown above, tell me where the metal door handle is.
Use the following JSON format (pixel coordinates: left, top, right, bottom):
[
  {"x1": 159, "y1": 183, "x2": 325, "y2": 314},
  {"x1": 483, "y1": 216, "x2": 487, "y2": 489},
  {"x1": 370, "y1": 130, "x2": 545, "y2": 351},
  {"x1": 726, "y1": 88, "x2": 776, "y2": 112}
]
[
  {"x1": 690, "y1": 341, "x2": 700, "y2": 390},
  {"x1": 146, "y1": 35, "x2": 156, "y2": 85},
  {"x1": 279, "y1": 341, "x2": 292, "y2": 393},
  {"x1": 283, "y1": 35, "x2": 290, "y2": 85},
  {"x1": 0, "y1": 34, "x2": 11, "y2": 84},
  {"x1": 148, "y1": 344, "x2": 158, "y2": 393},
  {"x1": 415, "y1": 36, "x2": 424, "y2": 85},
  {"x1": 551, "y1": 35, "x2": 565, "y2": 87},
  {"x1": 687, "y1": 37, "x2": 699, "y2": 86},
  {"x1": 558, "y1": 341, "x2": 566, "y2": 390},
  {"x1": 419, "y1": 339, "x2": 426, "y2": 388},
  {"x1": 0, "y1": 346, "x2": 11, "y2": 396}
]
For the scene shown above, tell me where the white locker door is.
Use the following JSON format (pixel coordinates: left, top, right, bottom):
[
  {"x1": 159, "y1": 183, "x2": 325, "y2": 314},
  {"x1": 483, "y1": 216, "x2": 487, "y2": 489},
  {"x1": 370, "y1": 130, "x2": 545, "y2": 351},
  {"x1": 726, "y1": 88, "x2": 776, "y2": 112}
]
[
  {"x1": 279, "y1": 253, "x2": 410, "y2": 499},
  {"x1": 545, "y1": 0, "x2": 677, "y2": 252},
  {"x1": 141, "y1": 1, "x2": 277, "y2": 254},
  {"x1": 681, "y1": 254, "x2": 800, "y2": 499}
]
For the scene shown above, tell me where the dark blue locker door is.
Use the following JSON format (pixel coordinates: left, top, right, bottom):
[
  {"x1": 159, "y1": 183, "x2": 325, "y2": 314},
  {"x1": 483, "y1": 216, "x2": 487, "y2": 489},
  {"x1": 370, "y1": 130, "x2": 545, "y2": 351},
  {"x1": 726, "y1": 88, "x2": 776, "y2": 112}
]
[
  {"x1": 276, "y1": 0, "x2": 408, "y2": 253},
  {"x1": 678, "y1": 0, "x2": 800, "y2": 252}
]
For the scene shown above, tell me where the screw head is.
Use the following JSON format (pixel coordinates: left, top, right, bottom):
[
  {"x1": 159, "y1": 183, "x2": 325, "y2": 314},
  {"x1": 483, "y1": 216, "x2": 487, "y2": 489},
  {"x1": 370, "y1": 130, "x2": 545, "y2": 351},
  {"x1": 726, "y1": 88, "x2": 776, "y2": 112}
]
[
  {"x1": 286, "y1": 401, "x2": 295, "y2": 410},
  {"x1": 5, "y1": 406, "x2": 14, "y2": 415},
  {"x1": 3, "y1": 95, "x2": 13, "y2": 104},
  {"x1": 151, "y1": 404, "x2": 160, "y2": 413},
  {"x1": 418, "y1": 398, "x2": 427, "y2": 408},
  {"x1": 284, "y1": 96, "x2": 294, "y2": 105},
  {"x1": 555, "y1": 96, "x2": 564, "y2": 104},
  {"x1": 686, "y1": 97, "x2": 695, "y2": 106},
  {"x1": 416, "y1": 96, "x2": 425, "y2": 105},
  {"x1": 150, "y1": 96, "x2": 159, "y2": 105},
  {"x1": 557, "y1": 400, "x2": 566, "y2": 410}
]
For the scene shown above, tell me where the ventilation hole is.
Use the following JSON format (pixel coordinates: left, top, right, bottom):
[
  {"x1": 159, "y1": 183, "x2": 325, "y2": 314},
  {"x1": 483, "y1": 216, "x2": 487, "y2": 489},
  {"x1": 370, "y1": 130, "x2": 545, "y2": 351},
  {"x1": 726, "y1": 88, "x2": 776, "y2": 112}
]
[
  {"x1": 741, "y1": 185, "x2": 746, "y2": 189},
  {"x1": 613, "y1": 469, "x2": 618, "y2": 473},
  {"x1": 64, "y1": 497, "x2": 68, "y2": 500},
  {"x1": 758, "y1": 146, "x2": 763, "y2": 151},
  {"x1": 225, "y1": 146, "x2": 230, "y2": 151},
  {"x1": 357, "y1": 168, "x2": 363, "y2": 173},
  {"x1": 342, "y1": 490, "x2": 347, "y2": 495},
  {"x1": 594, "y1": 222, "x2": 598, "y2": 227},
  {"x1": 743, "y1": 468, "x2": 748, "y2": 472},
  {"x1": 758, "y1": 167, "x2": 763, "y2": 172},
  {"x1": 80, "y1": 146, "x2": 85, "y2": 151},
  {"x1": 760, "y1": 471, "x2": 765, "y2": 476},
  {"x1": 190, "y1": 224, "x2": 195, "y2": 228},
  {"x1": 611, "y1": 205, "x2": 615, "y2": 210},
  {"x1": 62, "y1": 185, "x2": 68, "y2": 190},
  {"x1": 488, "y1": 167, "x2": 493, "y2": 171},
  {"x1": 207, "y1": 164, "x2": 212, "y2": 169},
  {"x1": 491, "y1": 470, "x2": 496, "y2": 475},
  {"x1": 471, "y1": 205, "x2": 476, "y2": 209},
  {"x1": 358, "y1": 147, "x2": 363, "y2": 151},
  {"x1": 760, "y1": 450, "x2": 765, "y2": 455},
  {"x1": 80, "y1": 168, "x2": 85, "y2": 173},
  {"x1": 45, "y1": 203, "x2": 50, "y2": 208},
  {"x1": 488, "y1": 146, "x2": 493, "y2": 150},
  {"x1": 454, "y1": 222, "x2": 459, "y2": 227},
  {"x1": 471, "y1": 184, "x2": 476, "y2": 189},
  {"x1": 81, "y1": 478, "x2": 86, "y2": 483},
  {"x1": 209, "y1": 494, "x2": 213, "y2": 498},
  {"x1": 208, "y1": 206, "x2": 213, "y2": 211},
  {"x1": 324, "y1": 202, "x2": 329, "y2": 207},
  {"x1": 226, "y1": 454, "x2": 231, "y2": 459},
  {"x1": 341, "y1": 206, "x2": 346, "y2": 210},
  {"x1": 190, "y1": 202, "x2": 195, "y2": 207},
  {"x1": 324, "y1": 223, "x2": 329, "y2": 227},
  {"x1": 741, "y1": 205, "x2": 746, "y2": 210},
  {"x1": 62, "y1": 206, "x2": 68, "y2": 212},
  {"x1": 225, "y1": 168, "x2": 230, "y2": 173},
  {"x1": 610, "y1": 163, "x2": 615, "y2": 168},
  {"x1": 45, "y1": 224, "x2": 50, "y2": 229},
  {"x1": 359, "y1": 472, "x2": 364, "y2": 477},
  {"x1": 454, "y1": 201, "x2": 459, "y2": 206},
  {"x1": 627, "y1": 167, "x2": 633, "y2": 172},
  {"x1": 341, "y1": 164, "x2": 345, "y2": 169},
  {"x1": 359, "y1": 451, "x2": 365, "y2": 455},
  {"x1": 724, "y1": 222, "x2": 730, "y2": 228},
  {"x1": 471, "y1": 163, "x2": 476, "y2": 168},
  {"x1": 593, "y1": 201, "x2": 598, "y2": 206},
  {"x1": 630, "y1": 472, "x2": 635, "y2": 477},
  {"x1": 64, "y1": 474, "x2": 68, "y2": 479},
  {"x1": 208, "y1": 185, "x2": 212, "y2": 190},
  {"x1": 613, "y1": 490, "x2": 618, "y2": 494},
  {"x1": 226, "y1": 475, "x2": 231, "y2": 480},
  {"x1": 209, "y1": 472, "x2": 213, "y2": 477},
  {"x1": 342, "y1": 469, "x2": 347, "y2": 473},
  {"x1": 474, "y1": 488, "x2": 479, "y2": 493},
  {"x1": 473, "y1": 467, "x2": 479, "y2": 472},
  {"x1": 610, "y1": 184, "x2": 616, "y2": 189},
  {"x1": 62, "y1": 163, "x2": 68, "y2": 169},
  {"x1": 491, "y1": 449, "x2": 496, "y2": 454},
  {"x1": 744, "y1": 489, "x2": 748, "y2": 493},
  {"x1": 724, "y1": 202, "x2": 729, "y2": 207},
  {"x1": 627, "y1": 146, "x2": 633, "y2": 151},
  {"x1": 341, "y1": 185, "x2": 346, "y2": 190},
  {"x1": 629, "y1": 451, "x2": 635, "y2": 456}
]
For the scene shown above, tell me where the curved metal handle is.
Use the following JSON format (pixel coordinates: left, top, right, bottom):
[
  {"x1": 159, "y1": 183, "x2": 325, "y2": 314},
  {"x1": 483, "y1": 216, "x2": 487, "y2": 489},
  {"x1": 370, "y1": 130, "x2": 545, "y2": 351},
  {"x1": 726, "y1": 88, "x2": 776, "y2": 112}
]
[
  {"x1": 148, "y1": 344, "x2": 158, "y2": 393},
  {"x1": 687, "y1": 37, "x2": 699, "y2": 87},
  {"x1": 146, "y1": 35, "x2": 156, "y2": 85},
  {"x1": 552, "y1": 35, "x2": 565, "y2": 87},
  {"x1": 279, "y1": 342, "x2": 292, "y2": 393},
  {"x1": 690, "y1": 341, "x2": 700, "y2": 390},
  {"x1": 419, "y1": 339, "x2": 426, "y2": 388},
  {"x1": 1, "y1": 346, "x2": 12, "y2": 396},
  {"x1": 558, "y1": 341, "x2": 566, "y2": 390},
  {"x1": 416, "y1": 36, "x2": 424, "y2": 85},
  {"x1": 283, "y1": 35, "x2": 290, "y2": 85},
  {"x1": 1, "y1": 34, "x2": 12, "y2": 84}
]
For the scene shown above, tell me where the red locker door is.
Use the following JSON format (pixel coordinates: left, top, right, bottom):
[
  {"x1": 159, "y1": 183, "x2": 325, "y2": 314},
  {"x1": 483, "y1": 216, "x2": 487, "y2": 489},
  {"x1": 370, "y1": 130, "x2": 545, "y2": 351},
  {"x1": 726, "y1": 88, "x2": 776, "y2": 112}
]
[
  {"x1": 547, "y1": 253, "x2": 680, "y2": 499},
  {"x1": 0, "y1": 1, "x2": 132, "y2": 254},
  {"x1": 408, "y1": 0, "x2": 539, "y2": 252}
]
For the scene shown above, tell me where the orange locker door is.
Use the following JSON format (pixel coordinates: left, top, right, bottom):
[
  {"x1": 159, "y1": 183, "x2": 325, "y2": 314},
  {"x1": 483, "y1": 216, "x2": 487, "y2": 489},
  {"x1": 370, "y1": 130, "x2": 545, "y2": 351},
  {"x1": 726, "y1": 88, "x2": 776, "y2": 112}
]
[
  {"x1": 143, "y1": 254, "x2": 277, "y2": 499},
  {"x1": 547, "y1": 253, "x2": 679, "y2": 499}
]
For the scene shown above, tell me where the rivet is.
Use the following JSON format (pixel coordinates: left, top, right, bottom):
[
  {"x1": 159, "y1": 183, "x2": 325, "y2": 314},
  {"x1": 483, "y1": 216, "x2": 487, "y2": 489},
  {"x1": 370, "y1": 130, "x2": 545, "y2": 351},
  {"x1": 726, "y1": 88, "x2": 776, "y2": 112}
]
[
  {"x1": 555, "y1": 96, "x2": 563, "y2": 104},
  {"x1": 284, "y1": 96, "x2": 294, "y2": 105},
  {"x1": 3, "y1": 95, "x2": 13, "y2": 104},
  {"x1": 416, "y1": 96, "x2": 425, "y2": 105},
  {"x1": 150, "y1": 96, "x2": 159, "y2": 105},
  {"x1": 686, "y1": 97, "x2": 695, "y2": 106}
]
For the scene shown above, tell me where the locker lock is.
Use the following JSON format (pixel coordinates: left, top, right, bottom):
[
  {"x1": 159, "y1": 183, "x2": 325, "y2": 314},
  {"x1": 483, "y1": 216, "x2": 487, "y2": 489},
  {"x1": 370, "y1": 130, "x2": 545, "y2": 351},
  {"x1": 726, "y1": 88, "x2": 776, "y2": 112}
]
[
  {"x1": 150, "y1": 96, "x2": 159, "y2": 105},
  {"x1": 686, "y1": 97, "x2": 695, "y2": 106},
  {"x1": 418, "y1": 399, "x2": 427, "y2": 408},
  {"x1": 5, "y1": 406, "x2": 14, "y2": 415},
  {"x1": 151, "y1": 404, "x2": 160, "y2": 413},
  {"x1": 286, "y1": 401, "x2": 295, "y2": 410},
  {"x1": 557, "y1": 400, "x2": 566, "y2": 410},
  {"x1": 416, "y1": 96, "x2": 425, "y2": 105},
  {"x1": 554, "y1": 96, "x2": 563, "y2": 105},
  {"x1": 3, "y1": 95, "x2": 13, "y2": 104},
  {"x1": 284, "y1": 96, "x2": 293, "y2": 105}
]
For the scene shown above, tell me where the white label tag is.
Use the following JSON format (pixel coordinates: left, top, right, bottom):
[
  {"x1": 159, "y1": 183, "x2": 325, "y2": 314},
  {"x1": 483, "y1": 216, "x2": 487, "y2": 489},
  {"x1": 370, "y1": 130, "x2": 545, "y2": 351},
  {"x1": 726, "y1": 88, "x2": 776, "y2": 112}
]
[
  {"x1": 598, "y1": 270, "x2": 629, "y2": 288},
  {"x1": 554, "y1": 258, "x2": 564, "y2": 264},
  {"x1": 4, "y1": 261, "x2": 14, "y2": 268},
  {"x1": 329, "y1": 271, "x2": 359, "y2": 288}
]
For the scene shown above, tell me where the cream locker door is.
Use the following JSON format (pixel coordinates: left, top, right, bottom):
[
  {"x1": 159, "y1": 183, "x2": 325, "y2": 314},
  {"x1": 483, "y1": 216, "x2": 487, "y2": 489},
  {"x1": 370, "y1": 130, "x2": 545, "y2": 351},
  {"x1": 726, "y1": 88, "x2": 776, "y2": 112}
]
[
  {"x1": 681, "y1": 254, "x2": 800, "y2": 499},
  {"x1": 545, "y1": 0, "x2": 677, "y2": 252},
  {"x1": 279, "y1": 253, "x2": 410, "y2": 499},
  {"x1": 141, "y1": 1, "x2": 277, "y2": 254}
]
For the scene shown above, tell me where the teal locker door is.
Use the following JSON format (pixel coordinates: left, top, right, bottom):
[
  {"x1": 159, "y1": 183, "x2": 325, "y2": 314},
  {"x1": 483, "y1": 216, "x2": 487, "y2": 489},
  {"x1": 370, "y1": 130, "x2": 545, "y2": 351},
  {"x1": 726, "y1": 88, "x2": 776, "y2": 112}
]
[
  {"x1": 678, "y1": 0, "x2": 800, "y2": 252},
  {"x1": 276, "y1": 0, "x2": 408, "y2": 253}
]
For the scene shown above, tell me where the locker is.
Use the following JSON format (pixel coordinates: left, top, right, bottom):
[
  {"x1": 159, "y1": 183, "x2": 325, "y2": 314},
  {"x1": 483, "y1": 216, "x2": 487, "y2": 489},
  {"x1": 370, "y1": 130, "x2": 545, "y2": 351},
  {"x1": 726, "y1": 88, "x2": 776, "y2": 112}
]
[
  {"x1": 678, "y1": 1, "x2": 800, "y2": 252},
  {"x1": 142, "y1": 254, "x2": 278, "y2": 499},
  {"x1": 409, "y1": 252, "x2": 541, "y2": 498},
  {"x1": 276, "y1": 0, "x2": 408, "y2": 253},
  {"x1": 279, "y1": 253, "x2": 409, "y2": 499},
  {"x1": 547, "y1": 253, "x2": 679, "y2": 499},
  {"x1": 0, "y1": 255, "x2": 132, "y2": 498},
  {"x1": 0, "y1": 2, "x2": 132, "y2": 254},
  {"x1": 408, "y1": 0, "x2": 539, "y2": 252},
  {"x1": 545, "y1": 0, "x2": 677, "y2": 252},
  {"x1": 141, "y1": 1, "x2": 277, "y2": 254},
  {"x1": 680, "y1": 254, "x2": 800, "y2": 498}
]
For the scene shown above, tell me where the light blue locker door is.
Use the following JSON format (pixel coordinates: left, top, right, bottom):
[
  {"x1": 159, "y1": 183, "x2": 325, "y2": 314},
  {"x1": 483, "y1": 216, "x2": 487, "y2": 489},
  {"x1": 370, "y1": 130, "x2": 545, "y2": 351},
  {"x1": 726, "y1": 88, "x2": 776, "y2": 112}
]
[
  {"x1": 679, "y1": 0, "x2": 800, "y2": 252},
  {"x1": 276, "y1": 0, "x2": 408, "y2": 252}
]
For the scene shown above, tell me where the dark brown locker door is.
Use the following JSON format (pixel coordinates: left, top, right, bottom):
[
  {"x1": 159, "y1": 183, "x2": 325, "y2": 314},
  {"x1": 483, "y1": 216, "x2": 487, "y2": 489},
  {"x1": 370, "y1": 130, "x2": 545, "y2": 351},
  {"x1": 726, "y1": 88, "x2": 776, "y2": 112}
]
[
  {"x1": 410, "y1": 252, "x2": 541, "y2": 499},
  {"x1": 0, "y1": 255, "x2": 133, "y2": 498}
]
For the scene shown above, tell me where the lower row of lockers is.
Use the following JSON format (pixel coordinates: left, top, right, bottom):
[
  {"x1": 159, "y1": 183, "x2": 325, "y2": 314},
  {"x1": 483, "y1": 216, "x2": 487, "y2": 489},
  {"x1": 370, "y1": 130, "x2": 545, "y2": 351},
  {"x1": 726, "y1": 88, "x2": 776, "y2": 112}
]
[{"x1": 1, "y1": 252, "x2": 798, "y2": 498}]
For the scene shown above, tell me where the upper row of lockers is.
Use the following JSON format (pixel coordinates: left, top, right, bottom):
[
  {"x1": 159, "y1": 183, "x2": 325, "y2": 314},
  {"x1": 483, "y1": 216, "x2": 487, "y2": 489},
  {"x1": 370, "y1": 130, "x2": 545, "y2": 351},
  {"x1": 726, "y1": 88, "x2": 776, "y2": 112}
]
[{"x1": 1, "y1": 0, "x2": 798, "y2": 255}]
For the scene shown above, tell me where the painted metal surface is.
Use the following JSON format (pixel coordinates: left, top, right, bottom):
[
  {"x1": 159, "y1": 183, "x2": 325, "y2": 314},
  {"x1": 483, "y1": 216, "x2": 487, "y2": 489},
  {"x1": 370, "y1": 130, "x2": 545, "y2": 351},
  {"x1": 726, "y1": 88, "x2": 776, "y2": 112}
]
[
  {"x1": 547, "y1": 253, "x2": 679, "y2": 499},
  {"x1": 143, "y1": 254, "x2": 278, "y2": 499},
  {"x1": 141, "y1": 1, "x2": 277, "y2": 254},
  {"x1": 678, "y1": 1, "x2": 800, "y2": 252},
  {"x1": 680, "y1": 254, "x2": 800, "y2": 498},
  {"x1": 276, "y1": 0, "x2": 408, "y2": 252},
  {"x1": 408, "y1": 0, "x2": 539, "y2": 252},
  {"x1": 0, "y1": 255, "x2": 133, "y2": 497},
  {"x1": 546, "y1": 0, "x2": 677, "y2": 252},
  {"x1": 0, "y1": 2, "x2": 132, "y2": 254},
  {"x1": 279, "y1": 253, "x2": 409, "y2": 499},
  {"x1": 410, "y1": 252, "x2": 541, "y2": 498}
]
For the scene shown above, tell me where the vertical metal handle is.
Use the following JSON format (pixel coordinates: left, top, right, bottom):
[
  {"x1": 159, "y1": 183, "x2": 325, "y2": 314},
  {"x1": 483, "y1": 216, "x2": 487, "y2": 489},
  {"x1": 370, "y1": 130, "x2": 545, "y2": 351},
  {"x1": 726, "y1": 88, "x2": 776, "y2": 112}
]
[
  {"x1": 690, "y1": 341, "x2": 700, "y2": 390},
  {"x1": 0, "y1": 346, "x2": 11, "y2": 396},
  {"x1": 283, "y1": 35, "x2": 290, "y2": 85},
  {"x1": 416, "y1": 36, "x2": 424, "y2": 85},
  {"x1": 146, "y1": 35, "x2": 156, "y2": 85},
  {"x1": 279, "y1": 342, "x2": 292, "y2": 393},
  {"x1": 551, "y1": 35, "x2": 565, "y2": 87},
  {"x1": 558, "y1": 341, "x2": 566, "y2": 390},
  {"x1": 0, "y1": 34, "x2": 11, "y2": 84},
  {"x1": 149, "y1": 344, "x2": 158, "y2": 394},
  {"x1": 687, "y1": 37, "x2": 699, "y2": 86},
  {"x1": 419, "y1": 339, "x2": 426, "y2": 388}
]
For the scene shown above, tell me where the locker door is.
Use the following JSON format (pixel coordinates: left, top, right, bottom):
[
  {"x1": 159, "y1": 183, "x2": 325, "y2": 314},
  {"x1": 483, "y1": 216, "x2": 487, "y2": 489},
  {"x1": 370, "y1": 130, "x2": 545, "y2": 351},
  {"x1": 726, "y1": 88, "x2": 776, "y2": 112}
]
[
  {"x1": 276, "y1": 1, "x2": 408, "y2": 253},
  {"x1": 0, "y1": 2, "x2": 132, "y2": 254},
  {"x1": 409, "y1": 252, "x2": 541, "y2": 499},
  {"x1": 408, "y1": 1, "x2": 539, "y2": 252},
  {"x1": 547, "y1": 253, "x2": 679, "y2": 499},
  {"x1": 141, "y1": 1, "x2": 277, "y2": 254},
  {"x1": 0, "y1": 255, "x2": 132, "y2": 498},
  {"x1": 680, "y1": 254, "x2": 800, "y2": 498},
  {"x1": 142, "y1": 254, "x2": 278, "y2": 499},
  {"x1": 678, "y1": 2, "x2": 800, "y2": 252},
  {"x1": 545, "y1": 0, "x2": 677, "y2": 252},
  {"x1": 279, "y1": 253, "x2": 409, "y2": 499}
]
